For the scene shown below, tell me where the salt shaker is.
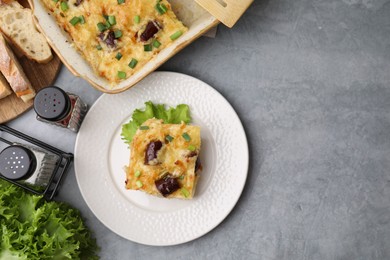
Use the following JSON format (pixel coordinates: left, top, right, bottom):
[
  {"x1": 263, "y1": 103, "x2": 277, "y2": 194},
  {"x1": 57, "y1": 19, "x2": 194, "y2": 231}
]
[
  {"x1": 0, "y1": 144, "x2": 59, "y2": 190},
  {"x1": 33, "y1": 86, "x2": 88, "y2": 133}
]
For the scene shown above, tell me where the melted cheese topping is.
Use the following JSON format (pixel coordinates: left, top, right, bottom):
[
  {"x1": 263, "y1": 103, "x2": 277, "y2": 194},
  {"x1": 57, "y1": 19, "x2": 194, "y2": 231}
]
[
  {"x1": 40, "y1": 0, "x2": 187, "y2": 84},
  {"x1": 125, "y1": 118, "x2": 201, "y2": 199}
]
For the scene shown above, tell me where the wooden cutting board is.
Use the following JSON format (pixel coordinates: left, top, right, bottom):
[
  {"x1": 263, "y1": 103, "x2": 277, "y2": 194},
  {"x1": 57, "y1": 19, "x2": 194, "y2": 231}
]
[{"x1": 0, "y1": 0, "x2": 62, "y2": 124}]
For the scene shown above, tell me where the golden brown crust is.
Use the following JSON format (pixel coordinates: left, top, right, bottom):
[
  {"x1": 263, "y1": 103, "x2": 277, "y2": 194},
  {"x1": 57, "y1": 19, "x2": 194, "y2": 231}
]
[
  {"x1": 126, "y1": 118, "x2": 201, "y2": 199},
  {"x1": 39, "y1": 0, "x2": 187, "y2": 83}
]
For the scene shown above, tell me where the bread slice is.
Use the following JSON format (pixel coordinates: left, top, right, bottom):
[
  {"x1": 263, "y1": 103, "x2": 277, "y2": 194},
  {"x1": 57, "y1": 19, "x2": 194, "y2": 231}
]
[
  {"x1": 0, "y1": 33, "x2": 35, "y2": 102},
  {"x1": 0, "y1": 1, "x2": 52, "y2": 64},
  {"x1": 0, "y1": 71, "x2": 12, "y2": 99}
]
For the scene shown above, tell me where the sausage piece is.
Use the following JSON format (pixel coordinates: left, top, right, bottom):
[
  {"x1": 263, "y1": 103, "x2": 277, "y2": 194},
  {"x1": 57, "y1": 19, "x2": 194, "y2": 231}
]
[
  {"x1": 140, "y1": 21, "x2": 160, "y2": 42},
  {"x1": 145, "y1": 140, "x2": 163, "y2": 165},
  {"x1": 155, "y1": 175, "x2": 180, "y2": 196}
]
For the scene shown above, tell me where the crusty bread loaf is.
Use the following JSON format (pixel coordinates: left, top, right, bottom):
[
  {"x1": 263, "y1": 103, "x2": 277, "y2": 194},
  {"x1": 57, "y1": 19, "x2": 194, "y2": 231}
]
[
  {"x1": 0, "y1": 71, "x2": 12, "y2": 99},
  {"x1": 0, "y1": 1, "x2": 52, "y2": 64},
  {"x1": 0, "y1": 33, "x2": 35, "y2": 102}
]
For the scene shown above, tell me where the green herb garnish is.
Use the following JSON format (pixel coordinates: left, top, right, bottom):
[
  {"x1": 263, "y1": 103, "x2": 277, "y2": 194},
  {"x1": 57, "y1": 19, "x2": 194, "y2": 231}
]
[
  {"x1": 155, "y1": 2, "x2": 168, "y2": 14},
  {"x1": 165, "y1": 135, "x2": 173, "y2": 142},
  {"x1": 121, "y1": 101, "x2": 191, "y2": 144},
  {"x1": 117, "y1": 71, "x2": 126, "y2": 79},
  {"x1": 108, "y1": 15, "x2": 116, "y2": 26},
  {"x1": 140, "y1": 125, "x2": 149, "y2": 130},
  {"x1": 60, "y1": 1, "x2": 68, "y2": 11},
  {"x1": 69, "y1": 16, "x2": 81, "y2": 26},
  {"x1": 170, "y1": 30, "x2": 183, "y2": 40},
  {"x1": 152, "y1": 39, "x2": 161, "y2": 48},
  {"x1": 114, "y1": 30, "x2": 122, "y2": 38},
  {"x1": 188, "y1": 145, "x2": 196, "y2": 151},
  {"x1": 79, "y1": 15, "x2": 85, "y2": 24},
  {"x1": 135, "y1": 170, "x2": 141, "y2": 177},
  {"x1": 182, "y1": 133, "x2": 191, "y2": 142},
  {"x1": 97, "y1": 22, "x2": 107, "y2": 32},
  {"x1": 115, "y1": 52, "x2": 122, "y2": 60},
  {"x1": 134, "y1": 15, "x2": 140, "y2": 24},
  {"x1": 181, "y1": 188, "x2": 190, "y2": 198},
  {"x1": 144, "y1": 44, "x2": 152, "y2": 52},
  {"x1": 128, "y1": 58, "x2": 138, "y2": 69}
]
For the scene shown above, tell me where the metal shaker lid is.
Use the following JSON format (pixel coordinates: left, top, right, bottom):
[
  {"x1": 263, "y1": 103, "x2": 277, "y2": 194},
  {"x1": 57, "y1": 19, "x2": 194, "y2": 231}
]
[
  {"x1": 0, "y1": 145, "x2": 37, "y2": 180},
  {"x1": 34, "y1": 86, "x2": 71, "y2": 121}
]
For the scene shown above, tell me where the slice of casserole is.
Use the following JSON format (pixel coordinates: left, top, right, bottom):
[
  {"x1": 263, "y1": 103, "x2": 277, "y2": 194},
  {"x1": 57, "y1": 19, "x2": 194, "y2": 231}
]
[
  {"x1": 40, "y1": 0, "x2": 187, "y2": 84},
  {"x1": 125, "y1": 118, "x2": 201, "y2": 199}
]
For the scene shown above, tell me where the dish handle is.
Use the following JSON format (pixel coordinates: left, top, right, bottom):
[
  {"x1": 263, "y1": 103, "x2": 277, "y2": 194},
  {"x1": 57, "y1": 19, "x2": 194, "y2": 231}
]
[{"x1": 195, "y1": 0, "x2": 253, "y2": 28}]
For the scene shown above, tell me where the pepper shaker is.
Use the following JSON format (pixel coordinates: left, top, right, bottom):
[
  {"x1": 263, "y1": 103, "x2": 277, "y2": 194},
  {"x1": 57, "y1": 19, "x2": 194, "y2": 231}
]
[
  {"x1": 33, "y1": 86, "x2": 88, "y2": 132},
  {"x1": 0, "y1": 144, "x2": 59, "y2": 190}
]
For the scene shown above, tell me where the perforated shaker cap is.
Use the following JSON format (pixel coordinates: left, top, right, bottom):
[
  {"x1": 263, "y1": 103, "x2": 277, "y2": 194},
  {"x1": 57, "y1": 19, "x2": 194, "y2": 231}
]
[
  {"x1": 0, "y1": 145, "x2": 37, "y2": 180},
  {"x1": 34, "y1": 86, "x2": 71, "y2": 121}
]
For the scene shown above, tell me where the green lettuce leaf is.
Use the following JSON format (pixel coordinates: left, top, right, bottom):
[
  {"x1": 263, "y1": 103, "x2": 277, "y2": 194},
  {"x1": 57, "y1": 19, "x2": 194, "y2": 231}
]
[
  {"x1": 0, "y1": 179, "x2": 99, "y2": 259},
  {"x1": 121, "y1": 101, "x2": 191, "y2": 144}
]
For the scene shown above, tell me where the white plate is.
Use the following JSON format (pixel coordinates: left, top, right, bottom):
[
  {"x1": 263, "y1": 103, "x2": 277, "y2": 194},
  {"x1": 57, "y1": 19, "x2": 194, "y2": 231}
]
[{"x1": 74, "y1": 72, "x2": 249, "y2": 246}]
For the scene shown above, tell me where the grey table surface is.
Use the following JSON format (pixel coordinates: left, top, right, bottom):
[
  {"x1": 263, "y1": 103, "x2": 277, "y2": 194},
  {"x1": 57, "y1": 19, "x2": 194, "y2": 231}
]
[{"x1": 6, "y1": 0, "x2": 390, "y2": 259}]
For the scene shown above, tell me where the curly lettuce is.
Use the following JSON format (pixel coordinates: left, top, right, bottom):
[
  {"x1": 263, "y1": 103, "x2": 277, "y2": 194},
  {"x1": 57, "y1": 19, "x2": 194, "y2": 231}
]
[
  {"x1": 0, "y1": 180, "x2": 99, "y2": 259},
  {"x1": 121, "y1": 101, "x2": 191, "y2": 144}
]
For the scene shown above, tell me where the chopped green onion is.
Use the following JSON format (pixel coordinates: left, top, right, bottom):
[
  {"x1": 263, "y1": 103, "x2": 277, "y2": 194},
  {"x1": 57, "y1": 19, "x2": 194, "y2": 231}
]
[
  {"x1": 170, "y1": 30, "x2": 183, "y2": 40},
  {"x1": 108, "y1": 15, "x2": 116, "y2": 26},
  {"x1": 69, "y1": 16, "x2": 81, "y2": 26},
  {"x1": 96, "y1": 45, "x2": 102, "y2": 50},
  {"x1": 115, "y1": 52, "x2": 122, "y2": 60},
  {"x1": 182, "y1": 133, "x2": 191, "y2": 141},
  {"x1": 53, "y1": 0, "x2": 59, "y2": 3},
  {"x1": 144, "y1": 44, "x2": 152, "y2": 52},
  {"x1": 160, "y1": 3, "x2": 168, "y2": 12},
  {"x1": 128, "y1": 58, "x2": 138, "y2": 69},
  {"x1": 181, "y1": 188, "x2": 190, "y2": 198},
  {"x1": 152, "y1": 39, "x2": 161, "y2": 48},
  {"x1": 165, "y1": 135, "x2": 173, "y2": 142},
  {"x1": 60, "y1": 1, "x2": 68, "y2": 11},
  {"x1": 117, "y1": 71, "x2": 126, "y2": 79},
  {"x1": 134, "y1": 15, "x2": 140, "y2": 24},
  {"x1": 179, "y1": 175, "x2": 185, "y2": 180},
  {"x1": 188, "y1": 145, "x2": 196, "y2": 151},
  {"x1": 79, "y1": 15, "x2": 85, "y2": 24},
  {"x1": 140, "y1": 125, "x2": 149, "y2": 130},
  {"x1": 155, "y1": 3, "x2": 168, "y2": 14},
  {"x1": 97, "y1": 22, "x2": 107, "y2": 32},
  {"x1": 114, "y1": 30, "x2": 122, "y2": 38},
  {"x1": 136, "y1": 180, "x2": 143, "y2": 188},
  {"x1": 117, "y1": 0, "x2": 125, "y2": 4},
  {"x1": 134, "y1": 170, "x2": 141, "y2": 177}
]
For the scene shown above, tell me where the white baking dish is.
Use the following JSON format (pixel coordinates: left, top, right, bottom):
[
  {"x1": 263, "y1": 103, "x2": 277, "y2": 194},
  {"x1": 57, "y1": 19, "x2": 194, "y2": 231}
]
[{"x1": 28, "y1": 0, "x2": 219, "y2": 93}]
